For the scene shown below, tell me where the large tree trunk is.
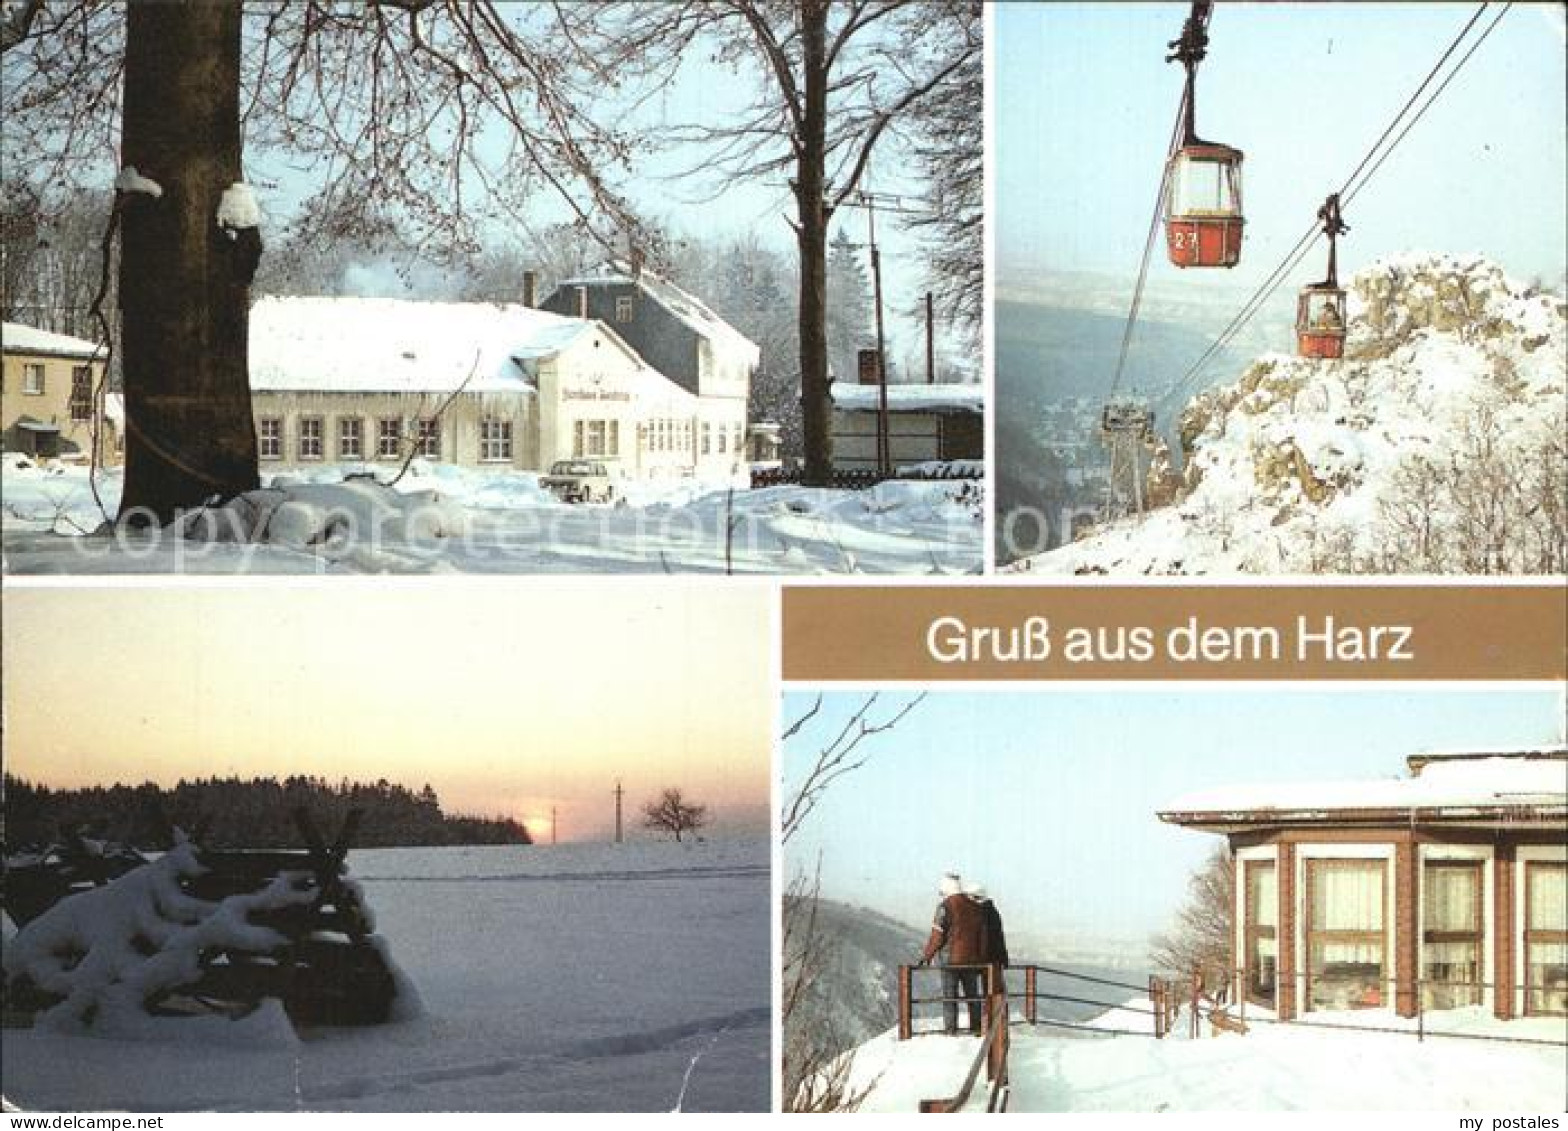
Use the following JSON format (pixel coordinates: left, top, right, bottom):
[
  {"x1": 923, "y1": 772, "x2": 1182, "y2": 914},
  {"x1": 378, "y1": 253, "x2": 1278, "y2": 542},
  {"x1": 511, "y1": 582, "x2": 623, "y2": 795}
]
[
  {"x1": 117, "y1": 0, "x2": 258, "y2": 525},
  {"x1": 795, "y1": 2, "x2": 832, "y2": 486}
]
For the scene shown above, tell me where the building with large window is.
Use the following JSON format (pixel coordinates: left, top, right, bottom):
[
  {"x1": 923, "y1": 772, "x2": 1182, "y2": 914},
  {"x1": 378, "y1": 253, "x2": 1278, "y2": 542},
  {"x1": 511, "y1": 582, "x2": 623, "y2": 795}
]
[
  {"x1": 539, "y1": 266, "x2": 755, "y2": 478},
  {"x1": 247, "y1": 296, "x2": 710, "y2": 479},
  {"x1": 1159, "y1": 748, "x2": 1566, "y2": 1022},
  {"x1": 1, "y1": 322, "x2": 119, "y2": 464}
]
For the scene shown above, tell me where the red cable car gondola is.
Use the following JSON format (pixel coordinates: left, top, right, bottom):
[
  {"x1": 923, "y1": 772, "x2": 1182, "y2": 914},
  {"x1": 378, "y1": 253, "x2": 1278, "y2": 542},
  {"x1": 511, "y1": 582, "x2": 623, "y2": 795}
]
[
  {"x1": 1163, "y1": 3, "x2": 1245, "y2": 268},
  {"x1": 1296, "y1": 195, "x2": 1349, "y2": 359}
]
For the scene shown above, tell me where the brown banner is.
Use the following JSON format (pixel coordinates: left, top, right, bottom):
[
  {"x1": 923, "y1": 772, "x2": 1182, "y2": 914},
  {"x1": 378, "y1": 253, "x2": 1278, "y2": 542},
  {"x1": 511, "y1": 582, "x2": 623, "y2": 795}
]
[{"x1": 782, "y1": 584, "x2": 1567, "y2": 681}]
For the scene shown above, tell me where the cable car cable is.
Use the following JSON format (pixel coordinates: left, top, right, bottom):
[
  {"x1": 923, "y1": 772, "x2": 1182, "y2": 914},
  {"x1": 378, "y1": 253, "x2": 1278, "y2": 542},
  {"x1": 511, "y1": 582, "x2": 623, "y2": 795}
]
[
  {"x1": 1109, "y1": 87, "x2": 1190, "y2": 398},
  {"x1": 1149, "y1": 1, "x2": 1504, "y2": 410}
]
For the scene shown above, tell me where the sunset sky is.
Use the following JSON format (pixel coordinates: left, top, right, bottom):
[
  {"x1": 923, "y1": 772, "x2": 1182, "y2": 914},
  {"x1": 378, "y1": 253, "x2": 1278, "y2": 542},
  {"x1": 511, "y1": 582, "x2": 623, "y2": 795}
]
[{"x1": 3, "y1": 583, "x2": 771, "y2": 843}]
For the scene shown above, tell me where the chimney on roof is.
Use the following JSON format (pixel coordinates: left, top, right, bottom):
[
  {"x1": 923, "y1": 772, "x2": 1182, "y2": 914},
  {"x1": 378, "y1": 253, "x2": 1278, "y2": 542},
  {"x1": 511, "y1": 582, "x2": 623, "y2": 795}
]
[
  {"x1": 522, "y1": 270, "x2": 538, "y2": 309},
  {"x1": 576, "y1": 285, "x2": 588, "y2": 319}
]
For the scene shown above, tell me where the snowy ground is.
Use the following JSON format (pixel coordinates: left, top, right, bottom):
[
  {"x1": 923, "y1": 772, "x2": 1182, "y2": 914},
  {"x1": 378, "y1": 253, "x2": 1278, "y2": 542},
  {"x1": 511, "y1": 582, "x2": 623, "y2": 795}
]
[
  {"x1": 846, "y1": 998, "x2": 1568, "y2": 1112},
  {"x1": 1, "y1": 459, "x2": 982, "y2": 575},
  {"x1": 1, "y1": 839, "x2": 770, "y2": 1112}
]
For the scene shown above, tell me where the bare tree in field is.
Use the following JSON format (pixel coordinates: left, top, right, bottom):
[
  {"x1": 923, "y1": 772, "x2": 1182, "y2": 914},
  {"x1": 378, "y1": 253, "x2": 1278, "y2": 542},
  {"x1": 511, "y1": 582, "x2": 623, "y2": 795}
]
[
  {"x1": 781, "y1": 692, "x2": 923, "y2": 1113},
  {"x1": 1, "y1": 1, "x2": 651, "y2": 524},
  {"x1": 585, "y1": 1, "x2": 981, "y2": 485},
  {"x1": 640, "y1": 787, "x2": 709, "y2": 843}
]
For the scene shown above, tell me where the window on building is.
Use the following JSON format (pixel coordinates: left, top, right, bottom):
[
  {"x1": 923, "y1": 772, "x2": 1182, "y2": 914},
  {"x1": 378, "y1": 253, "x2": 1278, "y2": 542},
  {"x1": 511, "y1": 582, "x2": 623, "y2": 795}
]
[
  {"x1": 298, "y1": 416, "x2": 324, "y2": 460},
  {"x1": 69, "y1": 367, "x2": 93, "y2": 422},
  {"x1": 1422, "y1": 860, "x2": 1483, "y2": 1010},
  {"x1": 258, "y1": 417, "x2": 283, "y2": 460},
  {"x1": 1244, "y1": 860, "x2": 1278, "y2": 1009},
  {"x1": 338, "y1": 417, "x2": 363, "y2": 460},
  {"x1": 608, "y1": 419, "x2": 619, "y2": 457},
  {"x1": 1305, "y1": 859, "x2": 1387, "y2": 1011},
  {"x1": 1525, "y1": 862, "x2": 1567, "y2": 1016},
  {"x1": 415, "y1": 417, "x2": 440, "y2": 459},
  {"x1": 480, "y1": 418, "x2": 513, "y2": 462},
  {"x1": 615, "y1": 295, "x2": 634, "y2": 323},
  {"x1": 717, "y1": 424, "x2": 727, "y2": 454},
  {"x1": 701, "y1": 422, "x2": 712, "y2": 455},
  {"x1": 377, "y1": 417, "x2": 402, "y2": 459},
  {"x1": 22, "y1": 362, "x2": 45, "y2": 394},
  {"x1": 587, "y1": 420, "x2": 607, "y2": 456}
]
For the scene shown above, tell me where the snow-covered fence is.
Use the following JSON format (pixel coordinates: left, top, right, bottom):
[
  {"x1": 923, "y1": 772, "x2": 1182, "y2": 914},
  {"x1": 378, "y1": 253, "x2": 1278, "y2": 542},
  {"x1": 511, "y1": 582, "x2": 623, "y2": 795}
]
[{"x1": 4, "y1": 809, "x2": 413, "y2": 1033}]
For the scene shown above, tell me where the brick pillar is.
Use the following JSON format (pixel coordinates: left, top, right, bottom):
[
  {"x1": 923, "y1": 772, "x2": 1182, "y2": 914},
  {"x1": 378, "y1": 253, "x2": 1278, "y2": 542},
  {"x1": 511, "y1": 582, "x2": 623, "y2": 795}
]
[
  {"x1": 1493, "y1": 845, "x2": 1516, "y2": 1021},
  {"x1": 1394, "y1": 841, "x2": 1418, "y2": 1018},
  {"x1": 1277, "y1": 842, "x2": 1298, "y2": 1021}
]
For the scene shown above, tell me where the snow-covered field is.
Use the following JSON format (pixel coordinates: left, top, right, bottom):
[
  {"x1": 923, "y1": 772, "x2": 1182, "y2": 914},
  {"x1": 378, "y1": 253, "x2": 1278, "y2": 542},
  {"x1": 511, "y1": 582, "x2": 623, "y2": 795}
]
[
  {"x1": 1, "y1": 459, "x2": 982, "y2": 575},
  {"x1": 1010, "y1": 254, "x2": 1566, "y2": 575},
  {"x1": 847, "y1": 1000, "x2": 1568, "y2": 1112},
  {"x1": 1, "y1": 839, "x2": 770, "y2": 1112}
]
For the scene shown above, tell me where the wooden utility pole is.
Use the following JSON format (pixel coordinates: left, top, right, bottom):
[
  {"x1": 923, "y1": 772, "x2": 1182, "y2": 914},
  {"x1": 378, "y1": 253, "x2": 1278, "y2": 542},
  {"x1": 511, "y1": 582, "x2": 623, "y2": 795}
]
[
  {"x1": 867, "y1": 198, "x2": 890, "y2": 477},
  {"x1": 842, "y1": 191, "x2": 931, "y2": 476},
  {"x1": 613, "y1": 780, "x2": 624, "y2": 844},
  {"x1": 926, "y1": 292, "x2": 936, "y2": 385},
  {"x1": 551, "y1": 806, "x2": 558, "y2": 845}
]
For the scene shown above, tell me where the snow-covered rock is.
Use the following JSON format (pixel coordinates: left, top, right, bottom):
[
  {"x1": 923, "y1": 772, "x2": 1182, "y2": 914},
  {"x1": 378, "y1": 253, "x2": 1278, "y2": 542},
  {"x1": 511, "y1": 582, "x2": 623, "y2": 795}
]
[{"x1": 1015, "y1": 254, "x2": 1567, "y2": 575}]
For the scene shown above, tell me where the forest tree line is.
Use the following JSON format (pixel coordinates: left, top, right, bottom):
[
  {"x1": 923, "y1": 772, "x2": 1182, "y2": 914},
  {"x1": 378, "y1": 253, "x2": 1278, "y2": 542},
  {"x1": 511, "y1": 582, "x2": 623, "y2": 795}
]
[{"x1": 2, "y1": 773, "x2": 532, "y2": 850}]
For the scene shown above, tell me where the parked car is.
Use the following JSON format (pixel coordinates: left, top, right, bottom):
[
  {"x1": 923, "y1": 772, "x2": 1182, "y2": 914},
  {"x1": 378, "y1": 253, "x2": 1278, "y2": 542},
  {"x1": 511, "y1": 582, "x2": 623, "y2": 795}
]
[{"x1": 540, "y1": 459, "x2": 620, "y2": 504}]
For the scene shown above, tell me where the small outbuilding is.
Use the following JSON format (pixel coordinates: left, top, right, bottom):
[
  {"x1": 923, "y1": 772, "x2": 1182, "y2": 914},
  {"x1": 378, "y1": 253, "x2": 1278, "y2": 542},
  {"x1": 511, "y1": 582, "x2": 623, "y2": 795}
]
[
  {"x1": 828, "y1": 382, "x2": 984, "y2": 473},
  {"x1": 1, "y1": 322, "x2": 118, "y2": 465}
]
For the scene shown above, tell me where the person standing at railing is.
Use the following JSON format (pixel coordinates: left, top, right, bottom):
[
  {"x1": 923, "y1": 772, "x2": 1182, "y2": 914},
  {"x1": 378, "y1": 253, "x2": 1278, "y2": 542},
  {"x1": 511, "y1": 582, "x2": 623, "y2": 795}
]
[
  {"x1": 968, "y1": 882, "x2": 1010, "y2": 999},
  {"x1": 918, "y1": 871, "x2": 987, "y2": 1036}
]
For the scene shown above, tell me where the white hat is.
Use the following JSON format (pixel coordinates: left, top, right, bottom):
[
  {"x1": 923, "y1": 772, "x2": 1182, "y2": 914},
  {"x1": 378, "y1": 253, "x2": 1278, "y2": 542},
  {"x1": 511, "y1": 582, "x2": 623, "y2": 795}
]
[
  {"x1": 939, "y1": 871, "x2": 963, "y2": 896},
  {"x1": 966, "y1": 883, "x2": 988, "y2": 900}
]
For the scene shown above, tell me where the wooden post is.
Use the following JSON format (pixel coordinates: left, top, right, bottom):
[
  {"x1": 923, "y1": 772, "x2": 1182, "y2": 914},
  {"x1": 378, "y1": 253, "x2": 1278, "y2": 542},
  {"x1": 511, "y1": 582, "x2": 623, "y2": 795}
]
[
  {"x1": 1025, "y1": 967, "x2": 1037, "y2": 1025},
  {"x1": 1190, "y1": 969, "x2": 1201, "y2": 1038},
  {"x1": 925, "y1": 291, "x2": 935, "y2": 385},
  {"x1": 898, "y1": 964, "x2": 913, "y2": 1041}
]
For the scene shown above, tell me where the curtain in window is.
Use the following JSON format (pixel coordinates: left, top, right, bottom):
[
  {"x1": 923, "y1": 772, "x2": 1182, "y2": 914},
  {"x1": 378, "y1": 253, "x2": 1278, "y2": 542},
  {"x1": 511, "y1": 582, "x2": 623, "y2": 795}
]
[
  {"x1": 1529, "y1": 866, "x2": 1566, "y2": 930},
  {"x1": 1426, "y1": 865, "x2": 1479, "y2": 932},
  {"x1": 1311, "y1": 863, "x2": 1383, "y2": 931},
  {"x1": 1247, "y1": 864, "x2": 1277, "y2": 928}
]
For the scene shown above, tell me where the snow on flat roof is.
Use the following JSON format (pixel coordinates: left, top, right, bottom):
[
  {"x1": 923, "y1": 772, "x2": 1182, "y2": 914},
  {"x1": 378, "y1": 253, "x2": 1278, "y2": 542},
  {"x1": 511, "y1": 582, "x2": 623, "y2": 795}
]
[
  {"x1": 2, "y1": 322, "x2": 104, "y2": 359},
  {"x1": 1162, "y1": 754, "x2": 1566, "y2": 819},
  {"x1": 561, "y1": 266, "x2": 760, "y2": 363},
  {"x1": 832, "y1": 382, "x2": 984, "y2": 415},
  {"x1": 249, "y1": 296, "x2": 594, "y2": 394}
]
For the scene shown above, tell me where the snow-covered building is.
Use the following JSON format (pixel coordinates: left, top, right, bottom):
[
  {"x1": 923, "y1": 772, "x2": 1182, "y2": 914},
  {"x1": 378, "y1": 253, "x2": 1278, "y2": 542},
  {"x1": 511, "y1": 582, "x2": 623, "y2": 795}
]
[
  {"x1": 829, "y1": 382, "x2": 984, "y2": 472},
  {"x1": 539, "y1": 267, "x2": 755, "y2": 477},
  {"x1": 1, "y1": 322, "x2": 119, "y2": 465},
  {"x1": 247, "y1": 296, "x2": 707, "y2": 479},
  {"x1": 1160, "y1": 748, "x2": 1567, "y2": 1023}
]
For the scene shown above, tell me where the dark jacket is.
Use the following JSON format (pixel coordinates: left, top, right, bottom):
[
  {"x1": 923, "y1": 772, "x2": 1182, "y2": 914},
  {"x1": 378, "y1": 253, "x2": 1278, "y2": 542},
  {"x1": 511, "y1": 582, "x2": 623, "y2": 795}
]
[
  {"x1": 974, "y1": 896, "x2": 1009, "y2": 969},
  {"x1": 921, "y1": 892, "x2": 988, "y2": 965}
]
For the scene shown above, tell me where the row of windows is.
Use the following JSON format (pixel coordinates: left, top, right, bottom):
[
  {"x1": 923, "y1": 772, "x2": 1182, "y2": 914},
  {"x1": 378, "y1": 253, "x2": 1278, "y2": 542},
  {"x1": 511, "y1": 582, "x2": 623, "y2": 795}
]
[
  {"x1": 1242, "y1": 857, "x2": 1566, "y2": 1017},
  {"x1": 638, "y1": 419, "x2": 745, "y2": 457},
  {"x1": 572, "y1": 419, "x2": 620, "y2": 458},
  {"x1": 13, "y1": 362, "x2": 94, "y2": 414},
  {"x1": 256, "y1": 416, "x2": 514, "y2": 463}
]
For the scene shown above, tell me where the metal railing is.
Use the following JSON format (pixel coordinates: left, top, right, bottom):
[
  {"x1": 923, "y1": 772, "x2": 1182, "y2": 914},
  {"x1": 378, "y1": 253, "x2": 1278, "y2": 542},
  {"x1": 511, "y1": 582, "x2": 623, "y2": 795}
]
[{"x1": 895, "y1": 961, "x2": 1566, "y2": 1077}]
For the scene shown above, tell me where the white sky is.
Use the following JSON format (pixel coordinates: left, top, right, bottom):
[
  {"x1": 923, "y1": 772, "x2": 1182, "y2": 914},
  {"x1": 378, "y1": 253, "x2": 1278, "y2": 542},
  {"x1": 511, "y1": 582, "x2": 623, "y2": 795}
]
[
  {"x1": 782, "y1": 688, "x2": 1566, "y2": 952},
  {"x1": 996, "y1": 2, "x2": 1568, "y2": 291},
  {"x1": 3, "y1": 584, "x2": 772, "y2": 844},
  {"x1": 246, "y1": 8, "x2": 952, "y2": 366}
]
